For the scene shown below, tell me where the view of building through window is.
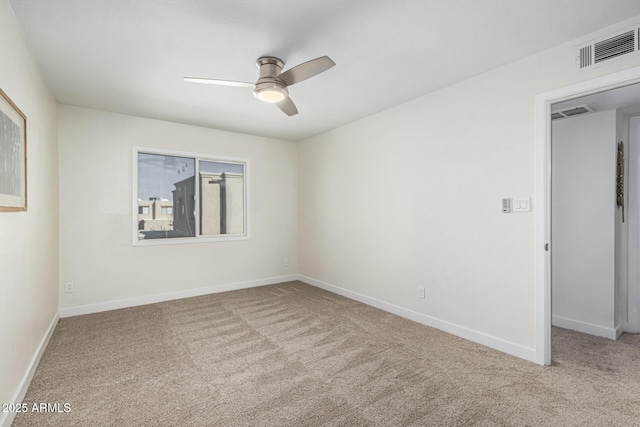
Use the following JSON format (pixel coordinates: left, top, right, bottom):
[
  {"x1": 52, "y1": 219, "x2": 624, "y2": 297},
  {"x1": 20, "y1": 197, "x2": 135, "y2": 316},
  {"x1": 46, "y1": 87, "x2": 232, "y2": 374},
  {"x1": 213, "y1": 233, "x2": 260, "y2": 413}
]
[{"x1": 137, "y1": 152, "x2": 245, "y2": 241}]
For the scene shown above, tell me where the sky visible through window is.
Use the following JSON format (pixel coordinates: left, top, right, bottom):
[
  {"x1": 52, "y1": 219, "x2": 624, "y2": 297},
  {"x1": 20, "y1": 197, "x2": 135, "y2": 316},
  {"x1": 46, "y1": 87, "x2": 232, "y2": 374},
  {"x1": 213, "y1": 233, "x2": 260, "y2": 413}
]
[{"x1": 138, "y1": 153, "x2": 243, "y2": 201}]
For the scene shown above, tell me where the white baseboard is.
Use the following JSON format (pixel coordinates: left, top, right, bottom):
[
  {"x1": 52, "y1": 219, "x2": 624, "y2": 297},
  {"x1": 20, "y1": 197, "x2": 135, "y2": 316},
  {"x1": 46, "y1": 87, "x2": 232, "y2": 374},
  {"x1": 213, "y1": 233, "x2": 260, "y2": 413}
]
[
  {"x1": 552, "y1": 315, "x2": 618, "y2": 340},
  {"x1": 0, "y1": 312, "x2": 59, "y2": 427},
  {"x1": 298, "y1": 275, "x2": 537, "y2": 363},
  {"x1": 59, "y1": 275, "x2": 299, "y2": 318}
]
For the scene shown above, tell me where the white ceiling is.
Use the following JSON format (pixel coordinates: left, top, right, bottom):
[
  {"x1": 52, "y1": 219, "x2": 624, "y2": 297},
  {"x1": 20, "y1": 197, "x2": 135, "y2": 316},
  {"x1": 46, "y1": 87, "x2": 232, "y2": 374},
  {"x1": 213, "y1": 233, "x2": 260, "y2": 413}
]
[{"x1": 9, "y1": 0, "x2": 640, "y2": 141}]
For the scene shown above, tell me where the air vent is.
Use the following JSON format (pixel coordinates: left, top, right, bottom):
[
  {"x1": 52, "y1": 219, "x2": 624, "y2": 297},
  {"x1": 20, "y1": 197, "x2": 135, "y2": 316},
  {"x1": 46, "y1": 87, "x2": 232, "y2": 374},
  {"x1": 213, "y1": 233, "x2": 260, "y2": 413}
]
[
  {"x1": 562, "y1": 107, "x2": 591, "y2": 116},
  {"x1": 551, "y1": 105, "x2": 595, "y2": 120},
  {"x1": 579, "y1": 46, "x2": 592, "y2": 68},
  {"x1": 594, "y1": 30, "x2": 635, "y2": 63},
  {"x1": 577, "y1": 26, "x2": 639, "y2": 69}
]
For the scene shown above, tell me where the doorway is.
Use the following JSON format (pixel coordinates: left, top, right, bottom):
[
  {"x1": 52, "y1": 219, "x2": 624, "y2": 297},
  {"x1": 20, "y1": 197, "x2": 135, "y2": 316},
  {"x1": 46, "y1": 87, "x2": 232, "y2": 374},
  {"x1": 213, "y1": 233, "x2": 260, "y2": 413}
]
[
  {"x1": 549, "y1": 85, "x2": 640, "y2": 350},
  {"x1": 534, "y1": 66, "x2": 640, "y2": 365}
]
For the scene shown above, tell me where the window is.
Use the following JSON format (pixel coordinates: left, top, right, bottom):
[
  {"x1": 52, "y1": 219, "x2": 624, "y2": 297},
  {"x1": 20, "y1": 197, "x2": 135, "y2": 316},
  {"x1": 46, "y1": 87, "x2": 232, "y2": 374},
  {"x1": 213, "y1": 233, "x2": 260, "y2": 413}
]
[{"x1": 133, "y1": 147, "x2": 248, "y2": 245}]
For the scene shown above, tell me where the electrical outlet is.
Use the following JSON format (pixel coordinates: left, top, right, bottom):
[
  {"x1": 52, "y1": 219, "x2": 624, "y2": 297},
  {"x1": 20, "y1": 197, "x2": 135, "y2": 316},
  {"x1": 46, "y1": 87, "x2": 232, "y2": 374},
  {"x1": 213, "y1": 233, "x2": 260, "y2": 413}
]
[
  {"x1": 418, "y1": 287, "x2": 425, "y2": 299},
  {"x1": 284, "y1": 258, "x2": 289, "y2": 266},
  {"x1": 65, "y1": 282, "x2": 74, "y2": 293}
]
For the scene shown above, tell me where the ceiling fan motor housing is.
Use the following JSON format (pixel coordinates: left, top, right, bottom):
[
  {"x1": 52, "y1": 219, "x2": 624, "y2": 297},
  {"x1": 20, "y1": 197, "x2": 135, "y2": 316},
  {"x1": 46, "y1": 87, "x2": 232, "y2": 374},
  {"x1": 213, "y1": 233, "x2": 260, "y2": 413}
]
[{"x1": 253, "y1": 57, "x2": 288, "y2": 103}]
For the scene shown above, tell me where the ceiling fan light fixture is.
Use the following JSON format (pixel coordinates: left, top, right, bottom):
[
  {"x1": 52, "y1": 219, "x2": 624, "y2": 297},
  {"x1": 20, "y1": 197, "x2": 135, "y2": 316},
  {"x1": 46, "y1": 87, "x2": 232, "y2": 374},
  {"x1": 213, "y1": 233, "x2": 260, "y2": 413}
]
[
  {"x1": 186, "y1": 55, "x2": 335, "y2": 116},
  {"x1": 255, "y1": 88, "x2": 286, "y2": 103},
  {"x1": 253, "y1": 81, "x2": 288, "y2": 103}
]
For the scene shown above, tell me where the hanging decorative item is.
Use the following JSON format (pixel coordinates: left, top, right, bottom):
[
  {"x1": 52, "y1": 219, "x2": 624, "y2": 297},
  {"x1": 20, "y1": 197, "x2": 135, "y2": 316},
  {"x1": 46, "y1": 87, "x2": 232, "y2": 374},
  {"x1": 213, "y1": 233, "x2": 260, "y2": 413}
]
[
  {"x1": 0, "y1": 88, "x2": 27, "y2": 212},
  {"x1": 617, "y1": 141, "x2": 625, "y2": 223}
]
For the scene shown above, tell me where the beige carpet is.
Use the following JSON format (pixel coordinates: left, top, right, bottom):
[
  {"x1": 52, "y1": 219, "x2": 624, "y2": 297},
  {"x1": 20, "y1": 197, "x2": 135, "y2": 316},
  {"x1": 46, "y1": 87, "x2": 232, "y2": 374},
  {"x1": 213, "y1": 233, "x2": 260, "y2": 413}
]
[{"x1": 12, "y1": 281, "x2": 640, "y2": 426}]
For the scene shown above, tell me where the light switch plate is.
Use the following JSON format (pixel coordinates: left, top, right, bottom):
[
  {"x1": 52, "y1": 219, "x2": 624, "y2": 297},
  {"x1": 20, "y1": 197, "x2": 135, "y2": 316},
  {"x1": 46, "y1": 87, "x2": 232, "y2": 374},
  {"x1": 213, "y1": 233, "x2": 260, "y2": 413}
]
[{"x1": 513, "y1": 198, "x2": 531, "y2": 212}]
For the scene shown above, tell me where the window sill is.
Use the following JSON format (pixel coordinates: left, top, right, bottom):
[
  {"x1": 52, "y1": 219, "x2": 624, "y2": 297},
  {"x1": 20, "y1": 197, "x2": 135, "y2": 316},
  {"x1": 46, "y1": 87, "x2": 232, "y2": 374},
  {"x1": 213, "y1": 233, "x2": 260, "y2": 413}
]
[{"x1": 133, "y1": 234, "x2": 250, "y2": 246}]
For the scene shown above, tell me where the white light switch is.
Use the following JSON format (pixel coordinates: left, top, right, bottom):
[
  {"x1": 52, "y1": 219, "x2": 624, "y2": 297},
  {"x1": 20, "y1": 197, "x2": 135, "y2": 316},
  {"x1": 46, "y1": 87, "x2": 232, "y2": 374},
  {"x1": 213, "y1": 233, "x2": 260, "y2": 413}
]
[{"x1": 513, "y1": 198, "x2": 531, "y2": 212}]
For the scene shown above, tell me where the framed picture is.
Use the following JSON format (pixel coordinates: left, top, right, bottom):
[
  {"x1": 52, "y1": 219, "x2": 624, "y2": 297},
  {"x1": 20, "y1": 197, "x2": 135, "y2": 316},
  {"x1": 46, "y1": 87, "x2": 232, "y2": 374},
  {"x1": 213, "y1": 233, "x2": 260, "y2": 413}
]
[{"x1": 0, "y1": 88, "x2": 27, "y2": 212}]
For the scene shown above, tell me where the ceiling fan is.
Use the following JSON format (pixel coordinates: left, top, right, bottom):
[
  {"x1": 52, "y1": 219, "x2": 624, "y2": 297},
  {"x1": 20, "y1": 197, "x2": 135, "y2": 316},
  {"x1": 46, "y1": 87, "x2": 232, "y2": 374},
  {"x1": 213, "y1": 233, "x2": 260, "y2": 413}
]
[{"x1": 184, "y1": 56, "x2": 335, "y2": 116}]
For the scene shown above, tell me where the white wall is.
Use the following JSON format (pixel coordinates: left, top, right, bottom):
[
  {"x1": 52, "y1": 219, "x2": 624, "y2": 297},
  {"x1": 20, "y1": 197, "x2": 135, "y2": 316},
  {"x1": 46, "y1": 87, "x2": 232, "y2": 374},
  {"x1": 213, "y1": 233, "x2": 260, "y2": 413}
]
[
  {"x1": 615, "y1": 110, "x2": 628, "y2": 333},
  {"x1": 58, "y1": 105, "x2": 297, "y2": 312},
  {"x1": 298, "y1": 16, "x2": 640, "y2": 360},
  {"x1": 628, "y1": 115, "x2": 640, "y2": 333},
  {"x1": 0, "y1": 0, "x2": 59, "y2": 423},
  {"x1": 551, "y1": 110, "x2": 617, "y2": 338}
]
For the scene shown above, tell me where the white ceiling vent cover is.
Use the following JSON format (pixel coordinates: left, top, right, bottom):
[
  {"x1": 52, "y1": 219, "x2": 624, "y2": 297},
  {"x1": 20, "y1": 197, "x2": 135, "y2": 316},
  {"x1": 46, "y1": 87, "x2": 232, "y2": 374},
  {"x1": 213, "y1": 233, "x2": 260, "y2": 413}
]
[
  {"x1": 551, "y1": 105, "x2": 595, "y2": 120},
  {"x1": 577, "y1": 27, "x2": 638, "y2": 69}
]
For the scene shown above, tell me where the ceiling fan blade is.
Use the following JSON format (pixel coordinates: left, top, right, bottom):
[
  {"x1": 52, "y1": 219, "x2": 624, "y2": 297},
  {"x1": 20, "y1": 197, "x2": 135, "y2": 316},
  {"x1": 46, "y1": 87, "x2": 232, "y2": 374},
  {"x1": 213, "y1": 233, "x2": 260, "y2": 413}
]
[
  {"x1": 278, "y1": 56, "x2": 335, "y2": 86},
  {"x1": 183, "y1": 77, "x2": 253, "y2": 88},
  {"x1": 276, "y1": 97, "x2": 298, "y2": 116}
]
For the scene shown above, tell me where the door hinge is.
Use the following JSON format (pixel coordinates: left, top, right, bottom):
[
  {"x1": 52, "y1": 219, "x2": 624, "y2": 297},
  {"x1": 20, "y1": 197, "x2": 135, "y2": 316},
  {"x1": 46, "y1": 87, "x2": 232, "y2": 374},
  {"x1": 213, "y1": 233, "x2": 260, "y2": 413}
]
[{"x1": 545, "y1": 243, "x2": 550, "y2": 251}]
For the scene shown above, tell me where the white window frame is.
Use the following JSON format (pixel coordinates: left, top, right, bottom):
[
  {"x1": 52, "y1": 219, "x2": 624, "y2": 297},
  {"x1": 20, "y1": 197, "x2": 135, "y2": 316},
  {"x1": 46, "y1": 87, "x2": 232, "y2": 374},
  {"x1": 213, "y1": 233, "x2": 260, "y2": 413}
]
[{"x1": 132, "y1": 146, "x2": 250, "y2": 246}]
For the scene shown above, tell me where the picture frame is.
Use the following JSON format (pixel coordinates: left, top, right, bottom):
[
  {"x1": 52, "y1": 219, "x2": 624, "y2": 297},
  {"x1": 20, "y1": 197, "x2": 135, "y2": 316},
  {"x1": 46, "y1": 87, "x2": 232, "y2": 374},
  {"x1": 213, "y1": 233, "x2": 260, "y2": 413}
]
[{"x1": 0, "y1": 88, "x2": 27, "y2": 212}]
